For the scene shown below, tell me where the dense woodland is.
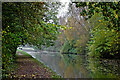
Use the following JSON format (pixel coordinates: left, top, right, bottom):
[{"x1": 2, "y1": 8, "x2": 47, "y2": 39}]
[{"x1": 2, "y1": 2, "x2": 120, "y2": 78}]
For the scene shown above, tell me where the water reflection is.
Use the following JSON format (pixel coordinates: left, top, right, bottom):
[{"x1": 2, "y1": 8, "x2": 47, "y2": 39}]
[
  {"x1": 87, "y1": 58, "x2": 120, "y2": 78},
  {"x1": 25, "y1": 50, "x2": 120, "y2": 78}
]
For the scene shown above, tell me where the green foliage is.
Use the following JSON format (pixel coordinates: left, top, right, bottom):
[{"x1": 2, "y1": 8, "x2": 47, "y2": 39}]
[
  {"x1": 60, "y1": 40, "x2": 77, "y2": 54},
  {"x1": 88, "y1": 27, "x2": 120, "y2": 58},
  {"x1": 2, "y1": 2, "x2": 61, "y2": 78},
  {"x1": 2, "y1": 53, "x2": 14, "y2": 78},
  {"x1": 87, "y1": 13, "x2": 120, "y2": 58},
  {"x1": 59, "y1": 4, "x2": 90, "y2": 54},
  {"x1": 60, "y1": 40, "x2": 70, "y2": 53},
  {"x1": 75, "y1": 2, "x2": 120, "y2": 30},
  {"x1": 75, "y1": 2, "x2": 120, "y2": 58}
]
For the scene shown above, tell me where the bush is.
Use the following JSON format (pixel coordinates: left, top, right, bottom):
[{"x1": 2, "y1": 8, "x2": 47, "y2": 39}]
[
  {"x1": 87, "y1": 20, "x2": 120, "y2": 58},
  {"x1": 60, "y1": 40, "x2": 77, "y2": 54}
]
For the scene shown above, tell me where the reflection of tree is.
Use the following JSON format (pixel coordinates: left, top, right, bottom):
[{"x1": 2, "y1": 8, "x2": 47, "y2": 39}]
[
  {"x1": 60, "y1": 54, "x2": 89, "y2": 78},
  {"x1": 62, "y1": 54, "x2": 77, "y2": 65},
  {"x1": 87, "y1": 58, "x2": 119, "y2": 78}
]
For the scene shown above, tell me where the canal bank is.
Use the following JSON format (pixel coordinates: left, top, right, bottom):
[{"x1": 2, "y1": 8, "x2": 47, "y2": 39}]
[
  {"x1": 6, "y1": 49, "x2": 61, "y2": 79},
  {"x1": 14, "y1": 47, "x2": 120, "y2": 79},
  {"x1": 21, "y1": 47, "x2": 120, "y2": 78}
]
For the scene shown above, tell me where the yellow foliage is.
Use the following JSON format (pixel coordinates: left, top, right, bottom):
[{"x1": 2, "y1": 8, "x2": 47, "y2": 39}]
[
  {"x1": 115, "y1": 14, "x2": 118, "y2": 18},
  {"x1": 32, "y1": 74, "x2": 35, "y2": 77},
  {"x1": 2, "y1": 31, "x2": 7, "y2": 34},
  {"x1": 70, "y1": 27, "x2": 72, "y2": 29},
  {"x1": 112, "y1": 29, "x2": 114, "y2": 32},
  {"x1": 99, "y1": 20, "x2": 101, "y2": 22}
]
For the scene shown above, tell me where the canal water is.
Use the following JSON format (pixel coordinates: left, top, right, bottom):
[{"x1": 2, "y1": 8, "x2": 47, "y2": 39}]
[{"x1": 20, "y1": 47, "x2": 120, "y2": 78}]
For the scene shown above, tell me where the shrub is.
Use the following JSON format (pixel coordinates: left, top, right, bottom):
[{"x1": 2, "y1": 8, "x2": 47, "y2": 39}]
[
  {"x1": 60, "y1": 40, "x2": 77, "y2": 54},
  {"x1": 87, "y1": 20, "x2": 120, "y2": 58}
]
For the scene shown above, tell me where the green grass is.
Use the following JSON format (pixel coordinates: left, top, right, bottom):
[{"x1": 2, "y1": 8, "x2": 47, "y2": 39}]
[
  {"x1": 16, "y1": 49, "x2": 32, "y2": 57},
  {"x1": 16, "y1": 49, "x2": 61, "y2": 78}
]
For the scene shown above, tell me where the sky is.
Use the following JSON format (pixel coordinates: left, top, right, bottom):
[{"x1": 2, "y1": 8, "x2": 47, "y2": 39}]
[{"x1": 57, "y1": 0, "x2": 71, "y2": 18}]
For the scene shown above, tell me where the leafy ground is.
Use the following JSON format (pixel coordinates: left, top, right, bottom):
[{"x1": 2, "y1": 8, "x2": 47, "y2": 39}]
[{"x1": 7, "y1": 50, "x2": 61, "y2": 79}]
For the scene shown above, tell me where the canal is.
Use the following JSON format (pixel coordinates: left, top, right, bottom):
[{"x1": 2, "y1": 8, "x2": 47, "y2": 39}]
[{"x1": 20, "y1": 47, "x2": 120, "y2": 78}]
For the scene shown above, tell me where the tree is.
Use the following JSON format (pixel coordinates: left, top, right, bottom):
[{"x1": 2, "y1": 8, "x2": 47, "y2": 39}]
[
  {"x1": 75, "y1": 2, "x2": 120, "y2": 30},
  {"x1": 74, "y1": 2, "x2": 120, "y2": 58},
  {"x1": 59, "y1": 3, "x2": 90, "y2": 54},
  {"x1": 2, "y1": 2, "x2": 61, "y2": 77}
]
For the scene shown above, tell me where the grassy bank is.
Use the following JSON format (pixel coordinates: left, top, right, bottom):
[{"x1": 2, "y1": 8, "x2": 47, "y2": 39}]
[{"x1": 7, "y1": 49, "x2": 61, "y2": 78}]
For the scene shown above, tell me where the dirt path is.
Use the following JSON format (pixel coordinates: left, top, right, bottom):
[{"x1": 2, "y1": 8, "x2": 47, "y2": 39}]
[{"x1": 9, "y1": 51, "x2": 56, "y2": 79}]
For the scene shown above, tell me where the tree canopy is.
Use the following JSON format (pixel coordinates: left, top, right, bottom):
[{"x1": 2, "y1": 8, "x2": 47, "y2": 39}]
[
  {"x1": 2, "y1": 2, "x2": 62, "y2": 76},
  {"x1": 75, "y1": 2, "x2": 120, "y2": 30},
  {"x1": 74, "y1": 2, "x2": 120, "y2": 58}
]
